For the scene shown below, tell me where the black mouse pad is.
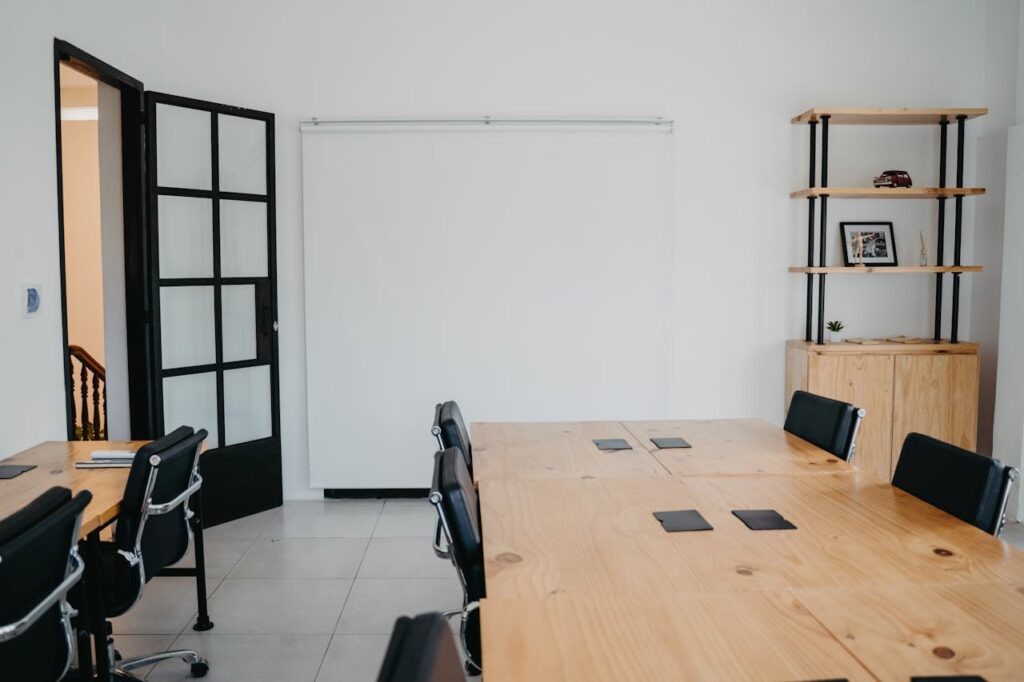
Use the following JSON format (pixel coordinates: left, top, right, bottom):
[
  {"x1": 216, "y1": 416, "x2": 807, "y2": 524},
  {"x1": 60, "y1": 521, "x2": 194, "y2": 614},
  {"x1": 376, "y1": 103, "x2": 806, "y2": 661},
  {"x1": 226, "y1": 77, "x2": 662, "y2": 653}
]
[
  {"x1": 0, "y1": 464, "x2": 36, "y2": 479},
  {"x1": 653, "y1": 510, "x2": 713, "y2": 532},
  {"x1": 732, "y1": 509, "x2": 797, "y2": 530},
  {"x1": 593, "y1": 438, "x2": 632, "y2": 451},
  {"x1": 650, "y1": 437, "x2": 691, "y2": 449}
]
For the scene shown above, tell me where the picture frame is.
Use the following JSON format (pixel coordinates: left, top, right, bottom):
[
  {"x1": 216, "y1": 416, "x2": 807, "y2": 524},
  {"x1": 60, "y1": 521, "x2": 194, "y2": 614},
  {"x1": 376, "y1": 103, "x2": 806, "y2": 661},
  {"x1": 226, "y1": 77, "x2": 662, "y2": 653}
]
[{"x1": 839, "y1": 221, "x2": 898, "y2": 266}]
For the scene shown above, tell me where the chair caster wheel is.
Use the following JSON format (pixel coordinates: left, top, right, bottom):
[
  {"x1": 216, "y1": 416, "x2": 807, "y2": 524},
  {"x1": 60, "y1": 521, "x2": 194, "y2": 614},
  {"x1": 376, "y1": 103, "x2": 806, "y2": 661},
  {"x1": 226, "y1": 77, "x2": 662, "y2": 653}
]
[{"x1": 190, "y1": 660, "x2": 210, "y2": 677}]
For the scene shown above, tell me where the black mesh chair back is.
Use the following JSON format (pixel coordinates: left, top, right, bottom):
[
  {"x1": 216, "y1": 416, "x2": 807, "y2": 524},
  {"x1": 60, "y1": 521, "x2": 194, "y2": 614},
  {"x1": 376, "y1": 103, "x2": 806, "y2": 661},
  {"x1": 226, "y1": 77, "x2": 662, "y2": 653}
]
[
  {"x1": 893, "y1": 432, "x2": 1017, "y2": 535},
  {"x1": 429, "y1": 447, "x2": 484, "y2": 672},
  {"x1": 433, "y1": 401, "x2": 473, "y2": 476},
  {"x1": 377, "y1": 612, "x2": 465, "y2": 682},
  {"x1": 114, "y1": 425, "x2": 193, "y2": 569},
  {"x1": 0, "y1": 487, "x2": 92, "y2": 682},
  {"x1": 106, "y1": 428, "x2": 207, "y2": 616},
  {"x1": 784, "y1": 390, "x2": 864, "y2": 461}
]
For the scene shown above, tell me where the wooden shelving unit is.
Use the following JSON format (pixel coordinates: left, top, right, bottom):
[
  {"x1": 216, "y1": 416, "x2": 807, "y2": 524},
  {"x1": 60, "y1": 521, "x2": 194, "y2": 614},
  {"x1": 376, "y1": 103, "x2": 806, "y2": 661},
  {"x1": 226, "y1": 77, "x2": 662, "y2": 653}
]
[
  {"x1": 788, "y1": 265, "x2": 982, "y2": 274},
  {"x1": 791, "y1": 106, "x2": 986, "y2": 345},
  {"x1": 790, "y1": 187, "x2": 985, "y2": 199}
]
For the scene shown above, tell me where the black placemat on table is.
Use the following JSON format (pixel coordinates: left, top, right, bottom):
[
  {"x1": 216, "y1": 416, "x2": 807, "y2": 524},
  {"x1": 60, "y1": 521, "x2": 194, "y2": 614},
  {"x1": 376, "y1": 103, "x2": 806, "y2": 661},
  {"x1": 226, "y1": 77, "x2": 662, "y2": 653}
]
[
  {"x1": 732, "y1": 509, "x2": 797, "y2": 530},
  {"x1": 0, "y1": 464, "x2": 36, "y2": 479},
  {"x1": 593, "y1": 438, "x2": 632, "y2": 451},
  {"x1": 650, "y1": 436, "x2": 691, "y2": 449},
  {"x1": 653, "y1": 510, "x2": 713, "y2": 532}
]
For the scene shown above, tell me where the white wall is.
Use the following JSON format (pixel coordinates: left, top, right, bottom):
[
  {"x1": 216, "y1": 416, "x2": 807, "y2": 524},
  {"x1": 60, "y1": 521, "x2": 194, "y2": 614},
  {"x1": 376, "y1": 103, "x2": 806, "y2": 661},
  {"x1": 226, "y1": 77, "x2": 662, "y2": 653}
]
[
  {"x1": 60, "y1": 81, "x2": 105, "y2": 364},
  {"x1": 0, "y1": 1, "x2": 1020, "y2": 500},
  {"x1": 98, "y1": 81, "x2": 130, "y2": 440},
  {"x1": 992, "y1": 4, "x2": 1024, "y2": 521}
]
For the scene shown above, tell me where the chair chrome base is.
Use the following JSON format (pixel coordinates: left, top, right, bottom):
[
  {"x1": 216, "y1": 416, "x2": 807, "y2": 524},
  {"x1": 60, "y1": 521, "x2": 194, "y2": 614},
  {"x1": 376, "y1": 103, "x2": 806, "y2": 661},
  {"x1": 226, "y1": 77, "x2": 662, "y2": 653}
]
[{"x1": 115, "y1": 645, "x2": 209, "y2": 679}]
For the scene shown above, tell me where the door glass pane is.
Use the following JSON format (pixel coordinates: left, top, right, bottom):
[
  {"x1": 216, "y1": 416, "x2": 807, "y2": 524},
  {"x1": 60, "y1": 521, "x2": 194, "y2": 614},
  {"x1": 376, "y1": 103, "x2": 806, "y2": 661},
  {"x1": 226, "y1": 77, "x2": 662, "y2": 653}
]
[
  {"x1": 158, "y1": 196, "x2": 213, "y2": 278},
  {"x1": 220, "y1": 200, "x2": 268, "y2": 277},
  {"x1": 223, "y1": 365, "x2": 272, "y2": 445},
  {"x1": 156, "y1": 104, "x2": 211, "y2": 190},
  {"x1": 222, "y1": 285, "x2": 257, "y2": 362},
  {"x1": 164, "y1": 372, "x2": 219, "y2": 448},
  {"x1": 160, "y1": 286, "x2": 216, "y2": 369},
  {"x1": 219, "y1": 114, "x2": 266, "y2": 194}
]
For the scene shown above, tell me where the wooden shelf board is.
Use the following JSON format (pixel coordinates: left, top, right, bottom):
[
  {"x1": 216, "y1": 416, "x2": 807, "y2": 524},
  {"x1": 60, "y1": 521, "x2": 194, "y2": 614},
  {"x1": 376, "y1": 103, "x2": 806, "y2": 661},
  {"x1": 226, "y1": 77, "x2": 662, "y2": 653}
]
[
  {"x1": 789, "y1": 266, "x2": 982, "y2": 274},
  {"x1": 791, "y1": 107, "x2": 988, "y2": 125},
  {"x1": 788, "y1": 339, "x2": 978, "y2": 355},
  {"x1": 790, "y1": 187, "x2": 985, "y2": 199}
]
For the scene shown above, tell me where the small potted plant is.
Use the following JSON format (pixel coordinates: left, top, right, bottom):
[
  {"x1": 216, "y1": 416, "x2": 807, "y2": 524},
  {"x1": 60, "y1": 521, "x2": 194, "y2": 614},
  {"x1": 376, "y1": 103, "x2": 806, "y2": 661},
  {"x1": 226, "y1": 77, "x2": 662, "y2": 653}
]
[{"x1": 826, "y1": 320, "x2": 845, "y2": 343}]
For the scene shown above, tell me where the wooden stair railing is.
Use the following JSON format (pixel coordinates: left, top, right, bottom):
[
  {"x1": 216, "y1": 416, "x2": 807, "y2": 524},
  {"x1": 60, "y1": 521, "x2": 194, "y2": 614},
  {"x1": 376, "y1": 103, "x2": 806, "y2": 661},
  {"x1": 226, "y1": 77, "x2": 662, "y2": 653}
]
[{"x1": 68, "y1": 345, "x2": 106, "y2": 440}]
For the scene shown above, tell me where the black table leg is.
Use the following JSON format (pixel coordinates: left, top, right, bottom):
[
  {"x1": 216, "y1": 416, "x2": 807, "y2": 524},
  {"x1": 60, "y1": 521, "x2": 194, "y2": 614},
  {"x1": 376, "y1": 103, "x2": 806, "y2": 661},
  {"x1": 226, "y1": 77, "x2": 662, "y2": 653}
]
[
  {"x1": 83, "y1": 529, "x2": 111, "y2": 681},
  {"x1": 191, "y1": 493, "x2": 214, "y2": 631},
  {"x1": 75, "y1": 620, "x2": 93, "y2": 681}
]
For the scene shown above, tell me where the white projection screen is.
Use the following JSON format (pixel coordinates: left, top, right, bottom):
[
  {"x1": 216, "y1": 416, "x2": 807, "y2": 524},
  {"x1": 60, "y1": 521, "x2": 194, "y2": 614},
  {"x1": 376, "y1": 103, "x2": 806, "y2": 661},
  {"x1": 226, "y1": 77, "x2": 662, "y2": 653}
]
[{"x1": 301, "y1": 120, "x2": 673, "y2": 488}]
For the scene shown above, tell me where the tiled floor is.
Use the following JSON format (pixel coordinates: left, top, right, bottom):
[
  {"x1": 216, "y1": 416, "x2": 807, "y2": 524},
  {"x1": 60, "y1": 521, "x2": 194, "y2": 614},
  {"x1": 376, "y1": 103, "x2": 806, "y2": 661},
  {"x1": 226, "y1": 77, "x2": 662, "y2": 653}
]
[
  {"x1": 109, "y1": 502, "x2": 1024, "y2": 682},
  {"x1": 109, "y1": 499, "x2": 470, "y2": 681}
]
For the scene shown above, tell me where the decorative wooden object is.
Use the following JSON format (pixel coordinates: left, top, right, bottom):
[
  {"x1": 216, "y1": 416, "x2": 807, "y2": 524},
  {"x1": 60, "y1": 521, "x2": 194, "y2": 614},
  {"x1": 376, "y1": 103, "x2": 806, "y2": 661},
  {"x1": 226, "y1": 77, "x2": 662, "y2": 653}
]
[{"x1": 786, "y1": 340, "x2": 979, "y2": 481}]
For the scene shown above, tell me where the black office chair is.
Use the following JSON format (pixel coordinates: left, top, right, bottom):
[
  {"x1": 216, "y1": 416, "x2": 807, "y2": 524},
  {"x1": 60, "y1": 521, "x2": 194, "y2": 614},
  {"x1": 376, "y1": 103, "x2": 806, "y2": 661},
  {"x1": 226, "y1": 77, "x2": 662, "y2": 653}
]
[
  {"x1": 784, "y1": 390, "x2": 866, "y2": 462},
  {"x1": 76, "y1": 427, "x2": 211, "y2": 679},
  {"x1": 377, "y1": 612, "x2": 465, "y2": 682},
  {"x1": 429, "y1": 447, "x2": 484, "y2": 674},
  {"x1": 0, "y1": 487, "x2": 92, "y2": 682},
  {"x1": 893, "y1": 432, "x2": 1020, "y2": 536},
  {"x1": 432, "y1": 401, "x2": 473, "y2": 476}
]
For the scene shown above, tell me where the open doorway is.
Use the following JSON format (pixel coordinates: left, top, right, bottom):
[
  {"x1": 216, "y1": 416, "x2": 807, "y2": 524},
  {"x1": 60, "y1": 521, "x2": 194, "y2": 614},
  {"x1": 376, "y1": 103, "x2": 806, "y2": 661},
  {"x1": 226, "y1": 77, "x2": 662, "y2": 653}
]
[
  {"x1": 58, "y1": 64, "x2": 128, "y2": 440},
  {"x1": 54, "y1": 40, "x2": 154, "y2": 442}
]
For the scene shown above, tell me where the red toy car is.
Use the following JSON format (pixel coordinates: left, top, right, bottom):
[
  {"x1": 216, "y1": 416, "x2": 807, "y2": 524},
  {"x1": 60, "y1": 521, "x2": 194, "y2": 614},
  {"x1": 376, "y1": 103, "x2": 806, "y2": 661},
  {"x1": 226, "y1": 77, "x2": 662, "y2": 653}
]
[{"x1": 873, "y1": 170, "x2": 913, "y2": 188}]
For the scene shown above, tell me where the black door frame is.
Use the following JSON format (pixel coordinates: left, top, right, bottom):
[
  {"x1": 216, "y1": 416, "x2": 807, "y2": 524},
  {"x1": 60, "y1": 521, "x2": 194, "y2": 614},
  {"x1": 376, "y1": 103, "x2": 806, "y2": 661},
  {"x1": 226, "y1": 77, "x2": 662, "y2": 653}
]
[
  {"x1": 145, "y1": 92, "x2": 282, "y2": 525},
  {"x1": 53, "y1": 38, "x2": 157, "y2": 440}
]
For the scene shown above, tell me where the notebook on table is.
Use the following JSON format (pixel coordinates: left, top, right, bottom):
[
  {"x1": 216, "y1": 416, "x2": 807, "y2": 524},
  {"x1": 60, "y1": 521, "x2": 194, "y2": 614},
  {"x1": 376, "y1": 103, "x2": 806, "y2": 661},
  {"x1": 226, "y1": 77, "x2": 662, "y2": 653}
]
[{"x1": 75, "y1": 449, "x2": 137, "y2": 469}]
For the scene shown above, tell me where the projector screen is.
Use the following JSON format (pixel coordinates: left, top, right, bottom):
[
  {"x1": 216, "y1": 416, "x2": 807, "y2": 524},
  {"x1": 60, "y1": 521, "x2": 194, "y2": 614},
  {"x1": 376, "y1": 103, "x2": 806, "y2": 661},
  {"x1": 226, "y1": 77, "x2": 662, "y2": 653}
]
[{"x1": 301, "y1": 120, "x2": 673, "y2": 488}]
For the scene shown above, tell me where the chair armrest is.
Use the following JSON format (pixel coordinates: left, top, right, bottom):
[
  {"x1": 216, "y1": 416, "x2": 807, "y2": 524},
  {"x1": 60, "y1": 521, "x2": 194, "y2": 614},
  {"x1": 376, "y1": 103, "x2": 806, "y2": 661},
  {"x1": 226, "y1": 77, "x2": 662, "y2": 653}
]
[
  {"x1": 0, "y1": 549, "x2": 84, "y2": 643},
  {"x1": 147, "y1": 473, "x2": 203, "y2": 516}
]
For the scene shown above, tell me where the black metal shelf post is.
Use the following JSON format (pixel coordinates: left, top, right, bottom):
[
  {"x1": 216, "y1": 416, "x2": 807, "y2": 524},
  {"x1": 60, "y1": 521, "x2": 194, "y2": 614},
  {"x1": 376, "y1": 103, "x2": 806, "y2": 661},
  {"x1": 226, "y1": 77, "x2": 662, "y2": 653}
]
[
  {"x1": 805, "y1": 120, "x2": 817, "y2": 342},
  {"x1": 816, "y1": 115, "x2": 830, "y2": 344},
  {"x1": 934, "y1": 119, "x2": 948, "y2": 340},
  {"x1": 951, "y1": 114, "x2": 966, "y2": 343}
]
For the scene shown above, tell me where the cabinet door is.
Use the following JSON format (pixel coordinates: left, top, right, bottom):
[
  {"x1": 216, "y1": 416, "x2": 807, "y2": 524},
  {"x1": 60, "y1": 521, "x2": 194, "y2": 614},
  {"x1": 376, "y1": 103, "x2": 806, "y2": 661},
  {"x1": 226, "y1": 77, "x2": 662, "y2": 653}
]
[
  {"x1": 807, "y1": 354, "x2": 894, "y2": 481},
  {"x1": 891, "y1": 354, "x2": 980, "y2": 477}
]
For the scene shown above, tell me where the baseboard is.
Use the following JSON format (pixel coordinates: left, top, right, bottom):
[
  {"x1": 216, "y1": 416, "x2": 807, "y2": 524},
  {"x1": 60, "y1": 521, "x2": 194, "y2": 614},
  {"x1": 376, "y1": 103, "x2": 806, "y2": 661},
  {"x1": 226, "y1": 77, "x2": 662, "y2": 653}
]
[{"x1": 324, "y1": 488, "x2": 429, "y2": 499}]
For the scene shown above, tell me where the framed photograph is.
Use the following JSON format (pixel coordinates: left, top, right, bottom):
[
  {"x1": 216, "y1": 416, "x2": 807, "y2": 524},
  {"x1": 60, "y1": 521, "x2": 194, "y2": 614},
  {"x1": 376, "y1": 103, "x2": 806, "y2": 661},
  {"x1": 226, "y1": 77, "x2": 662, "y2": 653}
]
[{"x1": 840, "y1": 221, "x2": 898, "y2": 266}]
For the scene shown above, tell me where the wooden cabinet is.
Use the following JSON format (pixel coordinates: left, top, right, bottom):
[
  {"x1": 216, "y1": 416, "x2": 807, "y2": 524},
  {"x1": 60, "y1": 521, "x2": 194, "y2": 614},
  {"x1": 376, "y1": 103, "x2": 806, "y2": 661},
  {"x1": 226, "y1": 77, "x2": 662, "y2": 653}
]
[{"x1": 786, "y1": 340, "x2": 979, "y2": 481}]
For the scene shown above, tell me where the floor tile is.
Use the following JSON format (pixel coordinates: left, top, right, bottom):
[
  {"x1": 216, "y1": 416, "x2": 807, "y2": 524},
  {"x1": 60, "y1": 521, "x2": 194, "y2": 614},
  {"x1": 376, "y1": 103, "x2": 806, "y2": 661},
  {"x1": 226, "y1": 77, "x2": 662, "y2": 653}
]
[
  {"x1": 261, "y1": 500, "x2": 383, "y2": 538},
  {"x1": 107, "y1": 633, "x2": 177, "y2": 677},
  {"x1": 335, "y1": 578, "x2": 462, "y2": 634},
  {"x1": 229, "y1": 538, "x2": 369, "y2": 579},
  {"x1": 147, "y1": 634, "x2": 330, "y2": 682},
  {"x1": 373, "y1": 499, "x2": 437, "y2": 538},
  {"x1": 358, "y1": 537, "x2": 456, "y2": 579},
  {"x1": 168, "y1": 538, "x2": 254, "y2": 581},
  {"x1": 203, "y1": 578, "x2": 352, "y2": 634},
  {"x1": 314, "y1": 634, "x2": 390, "y2": 682},
  {"x1": 1002, "y1": 521, "x2": 1024, "y2": 549},
  {"x1": 203, "y1": 508, "x2": 281, "y2": 541},
  {"x1": 111, "y1": 578, "x2": 201, "y2": 635}
]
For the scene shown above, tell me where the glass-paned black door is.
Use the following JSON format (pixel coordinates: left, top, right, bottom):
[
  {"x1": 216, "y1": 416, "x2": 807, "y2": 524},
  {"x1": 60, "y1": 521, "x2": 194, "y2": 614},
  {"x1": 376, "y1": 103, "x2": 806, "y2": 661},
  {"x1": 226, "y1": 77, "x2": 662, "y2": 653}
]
[{"x1": 145, "y1": 92, "x2": 280, "y2": 525}]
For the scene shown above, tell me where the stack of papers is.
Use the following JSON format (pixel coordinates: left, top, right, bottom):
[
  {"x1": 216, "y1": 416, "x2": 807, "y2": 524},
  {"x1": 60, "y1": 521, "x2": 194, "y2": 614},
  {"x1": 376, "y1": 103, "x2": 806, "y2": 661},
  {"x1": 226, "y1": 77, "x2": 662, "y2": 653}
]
[{"x1": 75, "y1": 450, "x2": 136, "y2": 469}]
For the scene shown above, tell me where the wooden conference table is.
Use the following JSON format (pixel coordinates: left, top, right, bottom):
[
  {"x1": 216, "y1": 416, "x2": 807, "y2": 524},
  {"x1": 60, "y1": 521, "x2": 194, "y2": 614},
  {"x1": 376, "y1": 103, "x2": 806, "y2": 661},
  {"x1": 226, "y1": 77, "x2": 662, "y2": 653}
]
[
  {"x1": 472, "y1": 419, "x2": 1024, "y2": 681},
  {"x1": 0, "y1": 441, "x2": 143, "y2": 537},
  {"x1": 1, "y1": 440, "x2": 211, "y2": 682}
]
